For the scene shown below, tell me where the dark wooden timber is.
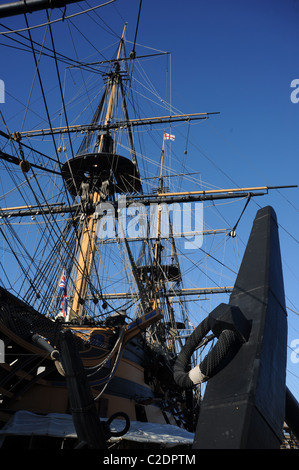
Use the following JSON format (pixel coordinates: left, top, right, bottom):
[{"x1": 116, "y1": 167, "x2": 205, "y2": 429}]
[
  {"x1": 58, "y1": 329, "x2": 107, "y2": 449},
  {"x1": 0, "y1": 0, "x2": 84, "y2": 18}
]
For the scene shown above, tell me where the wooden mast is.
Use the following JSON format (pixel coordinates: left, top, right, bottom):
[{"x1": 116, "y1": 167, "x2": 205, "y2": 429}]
[
  {"x1": 151, "y1": 133, "x2": 182, "y2": 350},
  {"x1": 149, "y1": 133, "x2": 167, "y2": 311},
  {"x1": 71, "y1": 25, "x2": 127, "y2": 317},
  {"x1": 153, "y1": 133, "x2": 166, "y2": 265}
]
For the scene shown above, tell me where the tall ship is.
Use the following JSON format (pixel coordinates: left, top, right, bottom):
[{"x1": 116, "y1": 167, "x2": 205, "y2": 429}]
[{"x1": 0, "y1": 0, "x2": 298, "y2": 449}]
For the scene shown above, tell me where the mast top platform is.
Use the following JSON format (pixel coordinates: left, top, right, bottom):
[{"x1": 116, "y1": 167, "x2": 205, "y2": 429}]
[{"x1": 61, "y1": 151, "x2": 142, "y2": 198}]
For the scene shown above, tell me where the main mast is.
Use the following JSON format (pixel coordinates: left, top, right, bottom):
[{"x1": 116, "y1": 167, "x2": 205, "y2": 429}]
[{"x1": 69, "y1": 25, "x2": 134, "y2": 317}]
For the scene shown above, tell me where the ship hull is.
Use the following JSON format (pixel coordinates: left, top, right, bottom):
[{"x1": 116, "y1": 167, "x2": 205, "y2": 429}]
[{"x1": 0, "y1": 292, "x2": 183, "y2": 430}]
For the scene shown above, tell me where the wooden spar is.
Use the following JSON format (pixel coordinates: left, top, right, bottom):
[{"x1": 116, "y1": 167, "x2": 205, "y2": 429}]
[
  {"x1": 0, "y1": 149, "x2": 61, "y2": 175},
  {"x1": 0, "y1": 0, "x2": 115, "y2": 18},
  {"x1": 15, "y1": 112, "x2": 218, "y2": 138},
  {"x1": 0, "y1": 185, "x2": 296, "y2": 219},
  {"x1": 136, "y1": 185, "x2": 298, "y2": 198},
  {"x1": 71, "y1": 25, "x2": 127, "y2": 317},
  {"x1": 0, "y1": 186, "x2": 296, "y2": 219},
  {"x1": 159, "y1": 186, "x2": 273, "y2": 197},
  {"x1": 0, "y1": 0, "x2": 81, "y2": 18},
  {"x1": 68, "y1": 51, "x2": 170, "y2": 68},
  {"x1": 97, "y1": 23, "x2": 126, "y2": 153},
  {"x1": 98, "y1": 22, "x2": 125, "y2": 146},
  {"x1": 79, "y1": 287, "x2": 234, "y2": 300},
  {"x1": 0, "y1": 202, "x2": 64, "y2": 211}
]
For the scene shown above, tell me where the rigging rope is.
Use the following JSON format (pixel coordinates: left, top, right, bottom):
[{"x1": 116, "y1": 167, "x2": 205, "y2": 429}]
[
  {"x1": 0, "y1": 1, "x2": 116, "y2": 36},
  {"x1": 19, "y1": 12, "x2": 107, "y2": 315},
  {"x1": 230, "y1": 195, "x2": 251, "y2": 236}
]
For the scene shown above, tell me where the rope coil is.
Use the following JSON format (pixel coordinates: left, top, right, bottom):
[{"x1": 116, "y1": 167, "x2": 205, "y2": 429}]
[{"x1": 173, "y1": 312, "x2": 244, "y2": 389}]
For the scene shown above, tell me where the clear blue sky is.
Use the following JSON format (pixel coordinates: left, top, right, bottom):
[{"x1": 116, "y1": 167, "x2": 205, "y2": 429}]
[{"x1": 0, "y1": 0, "x2": 298, "y2": 402}]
